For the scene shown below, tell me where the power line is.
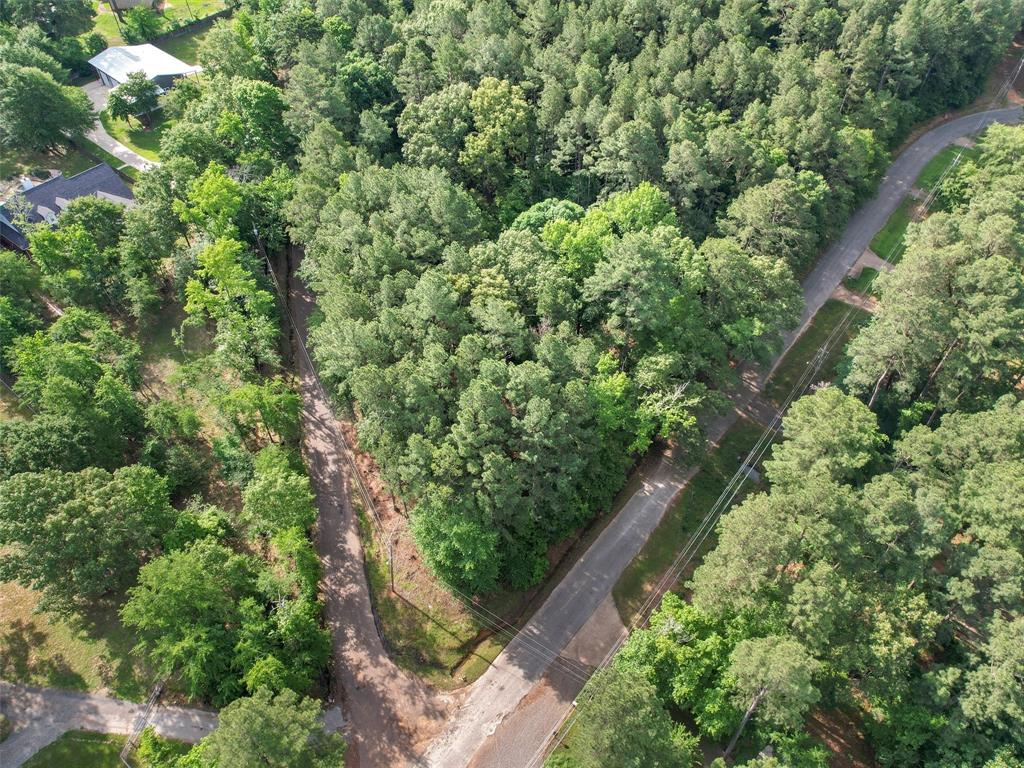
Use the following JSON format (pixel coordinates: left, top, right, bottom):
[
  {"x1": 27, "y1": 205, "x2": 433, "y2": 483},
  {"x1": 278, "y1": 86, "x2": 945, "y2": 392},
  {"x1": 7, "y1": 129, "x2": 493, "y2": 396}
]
[
  {"x1": 254, "y1": 236, "x2": 599, "y2": 685},
  {"x1": 530, "y1": 51, "x2": 1024, "y2": 768}
]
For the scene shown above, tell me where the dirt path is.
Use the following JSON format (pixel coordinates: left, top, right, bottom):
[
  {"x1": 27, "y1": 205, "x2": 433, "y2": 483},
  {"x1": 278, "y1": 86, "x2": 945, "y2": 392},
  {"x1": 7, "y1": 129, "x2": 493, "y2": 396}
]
[
  {"x1": 285, "y1": 248, "x2": 453, "y2": 767},
  {"x1": 831, "y1": 285, "x2": 877, "y2": 312},
  {"x1": 0, "y1": 681, "x2": 217, "y2": 768}
]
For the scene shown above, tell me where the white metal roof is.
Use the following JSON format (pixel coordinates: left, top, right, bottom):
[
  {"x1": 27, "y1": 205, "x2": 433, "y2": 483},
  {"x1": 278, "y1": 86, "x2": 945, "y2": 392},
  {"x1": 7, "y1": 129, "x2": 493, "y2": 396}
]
[{"x1": 88, "y1": 43, "x2": 201, "y2": 83}]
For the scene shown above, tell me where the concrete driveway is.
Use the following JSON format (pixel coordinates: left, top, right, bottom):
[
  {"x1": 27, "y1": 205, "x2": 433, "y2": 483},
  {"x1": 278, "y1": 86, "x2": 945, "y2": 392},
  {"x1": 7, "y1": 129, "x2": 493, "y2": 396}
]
[
  {"x1": 80, "y1": 80, "x2": 157, "y2": 172},
  {"x1": 0, "y1": 681, "x2": 217, "y2": 767}
]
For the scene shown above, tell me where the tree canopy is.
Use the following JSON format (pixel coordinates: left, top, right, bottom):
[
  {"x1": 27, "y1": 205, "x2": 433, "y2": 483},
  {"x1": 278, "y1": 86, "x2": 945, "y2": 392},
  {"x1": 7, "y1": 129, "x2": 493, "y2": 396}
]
[
  {"x1": 194, "y1": 687, "x2": 346, "y2": 768},
  {"x1": 0, "y1": 62, "x2": 93, "y2": 151}
]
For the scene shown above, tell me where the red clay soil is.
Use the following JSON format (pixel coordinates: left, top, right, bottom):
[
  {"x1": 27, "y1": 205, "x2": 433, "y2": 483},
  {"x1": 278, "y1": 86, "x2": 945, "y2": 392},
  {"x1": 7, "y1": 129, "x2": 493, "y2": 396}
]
[
  {"x1": 808, "y1": 707, "x2": 878, "y2": 768},
  {"x1": 287, "y1": 249, "x2": 455, "y2": 768}
]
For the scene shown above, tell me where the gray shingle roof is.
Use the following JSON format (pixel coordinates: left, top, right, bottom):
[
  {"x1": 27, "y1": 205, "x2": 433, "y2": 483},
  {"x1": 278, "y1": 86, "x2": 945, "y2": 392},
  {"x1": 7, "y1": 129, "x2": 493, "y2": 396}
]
[{"x1": 0, "y1": 164, "x2": 134, "y2": 251}]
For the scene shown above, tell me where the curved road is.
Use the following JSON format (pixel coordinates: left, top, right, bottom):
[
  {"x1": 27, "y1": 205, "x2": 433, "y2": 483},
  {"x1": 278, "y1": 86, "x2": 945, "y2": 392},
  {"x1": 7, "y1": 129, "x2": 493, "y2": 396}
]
[
  {"x1": 288, "y1": 251, "x2": 454, "y2": 768},
  {"x1": 0, "y1": 682, "x2": 217, "y2": 767},
  {"x1": 422, "y1": 105, "x2": 1023, "y2": 768}
]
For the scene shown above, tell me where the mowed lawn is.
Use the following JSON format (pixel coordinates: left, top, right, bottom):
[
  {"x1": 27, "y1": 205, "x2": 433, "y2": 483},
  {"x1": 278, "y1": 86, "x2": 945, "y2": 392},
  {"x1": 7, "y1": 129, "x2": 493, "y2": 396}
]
[
  {"x1": 916, "y1": 144, "x2": 981, "y2": 190},
  {"x1": 23, "y1": 732, "x2": 125, "y2": 768},
  {"x1": 0, "y1": 582, "x2": 149, "y2": 701},
  {"x1": 156, "y1": 25, "x2": 214, "y2": 65},
  {"x1": 99, "y1": 112, "x2": 168, "y2": 161},
  {"x1": 92, "y1": 0, "x2": 227, "y2": 51},
  {"x1": 612, "y1": 417, "x2": 767, "y2": 622},
  {"x1": 22, "y1": 729, "x2": 190, "y2": 768},
  {"x1": 869, "y1": 197, "x2": 914, "y2": 262},
  {"x1": 763, "y1": 299, "x2": 871, "y2": 410}
]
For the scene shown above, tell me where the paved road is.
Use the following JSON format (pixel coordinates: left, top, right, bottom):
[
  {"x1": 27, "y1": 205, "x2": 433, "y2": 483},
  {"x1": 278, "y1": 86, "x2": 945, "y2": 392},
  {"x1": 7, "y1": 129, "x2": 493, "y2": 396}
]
[
  {"x1": 790, "y1": 106, "x2": 1022, "y2": 352},
  {"x1": 80, "y1": 81, "x2": 158, "y2": 172},
  {"x1": 423, "y1": 105, "x2": 1023, "y2": 768},
  {"x1": 286, "y1": 249, "x2": 453, "y2": 768},
  {"x1": 0, "y1": 681, "x2": 217, "y2": 767}
]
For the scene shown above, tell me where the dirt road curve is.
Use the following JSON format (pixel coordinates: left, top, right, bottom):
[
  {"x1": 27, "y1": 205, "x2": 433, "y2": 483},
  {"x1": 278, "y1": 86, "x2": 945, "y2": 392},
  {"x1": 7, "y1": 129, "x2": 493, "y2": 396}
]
[
  {"x1": 424, "y1": 105, "x2": 1023, "y2": 768},
  {"x1": 287, "y1": 250, "x2": 453, "y2": 768}
]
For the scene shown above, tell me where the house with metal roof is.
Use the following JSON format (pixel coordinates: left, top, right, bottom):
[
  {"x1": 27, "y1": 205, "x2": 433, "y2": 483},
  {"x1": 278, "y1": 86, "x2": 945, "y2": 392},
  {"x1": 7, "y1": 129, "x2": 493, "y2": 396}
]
[
  {"x1": 0, "y1": 164, "x2": 134, "y2": 252},
  {"x1": 88, "y1": 43, "x2": 201, "y2": 89}
]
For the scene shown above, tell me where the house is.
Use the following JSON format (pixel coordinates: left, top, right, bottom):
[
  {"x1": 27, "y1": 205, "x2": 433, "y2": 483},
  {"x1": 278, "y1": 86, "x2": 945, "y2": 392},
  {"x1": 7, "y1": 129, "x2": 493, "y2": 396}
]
[
  {"x1": 88, "y1": 43, "x2": 201, "y2": 90},
  {"x1": 0, "y1": 164, "x2": 134, "y2": 252}
]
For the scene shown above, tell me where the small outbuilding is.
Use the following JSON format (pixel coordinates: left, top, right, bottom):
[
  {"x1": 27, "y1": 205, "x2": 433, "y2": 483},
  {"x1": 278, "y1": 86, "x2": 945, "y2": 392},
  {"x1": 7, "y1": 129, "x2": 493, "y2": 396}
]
[
  {"x1": 0, "y1": 164, "x2": 134, "y2": 252},
  {"x1": 88, "y1": 43, "x2": 201, "y2": 89}
]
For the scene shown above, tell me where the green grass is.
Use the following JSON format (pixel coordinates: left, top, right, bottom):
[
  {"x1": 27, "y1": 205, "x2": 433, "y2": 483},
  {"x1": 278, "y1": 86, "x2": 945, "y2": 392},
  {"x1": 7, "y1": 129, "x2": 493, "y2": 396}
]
[
  {"x1": 72, "y1": 138, "x2": 141, "y2": 182},
  {"x1": 916, "y1": 144, "x2": 982, "y2": 190},
  {"x1": 100, "y1": 111, "x2": 167, "y2": 162},
  {"x1": 763, "y1": 299, "x2": 871, "y2": 410},
  {"x1": 612, "y1": 417, "x2": 767, "y2": 622},
  {"x1": 0, "y1": 147, "x2": 97, "y2": 186},
  {"x1": 23, "y1": 731, "x2": 126, "y2": 768},
  {"x1": 156, "y1": 25, "x2": 214, "y2": 65},
  {"x1": 0, "y1": 581, "x2": 150, "y2": 701},
  {"x1": 160, "y1": 0, "x2": 227, "y2": 23},
  {"x1": 869, "y1": 197, "x2": 914, "y2": 262},
  {"x1": 22, "y1": 729, "x2": 189, "y2": 768},
  {"x1": 92, "y1": 2, "x2": 124, "y2": 45},
  {"x1": 356, "y1": 505, "x2": 506, "y2": 689},
  {"x1": 92, "y1": 0, "x2": 228, "y2": 49},
  {"x1": 843, "y1": 267, "x2": 880, "y2": 295}
]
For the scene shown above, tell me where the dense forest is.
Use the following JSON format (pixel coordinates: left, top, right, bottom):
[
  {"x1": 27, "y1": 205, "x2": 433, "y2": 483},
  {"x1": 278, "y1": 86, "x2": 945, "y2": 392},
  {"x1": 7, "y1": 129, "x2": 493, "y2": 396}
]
[
  {"x1": 1, "y1": 3, "x2": 337, "y2": 760},
  {"x1": 4, "y1": 0, "x2": 1019, "y2": 593},
  {"x1": 2, "y1": 0, "x2": 1023, "y2": 764},
  {"x1": 561, "y1": 123, "x2": 1024, "y2": 768},
  {"x1": 281, "y1": 0, "x2": 1022, "y2": 589}
]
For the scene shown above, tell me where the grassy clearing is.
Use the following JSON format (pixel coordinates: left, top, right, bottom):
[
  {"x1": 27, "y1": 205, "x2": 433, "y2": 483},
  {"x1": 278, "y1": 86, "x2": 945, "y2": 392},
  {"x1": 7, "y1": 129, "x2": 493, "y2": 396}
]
[
  {"x1": 916, "y1": 144, "x2": 982, "y2": 190},
  {"x1": 0, "y1": 582, "x2": 149, "y2": 701},
  {"x1": 0, "y1": 147, "x2": 97, "y2": 190},
  {"x1": 764, "y1": 299, "x2": 871, "y2": 410},
  {"x1": 159, "y1": 0, "x2": 227, "y2": 23},
  {"x1": 869, "y1": 197, "x2": 914, "y2": 262},
  {"x1": 92, "y1": 2, "x2": 124, "y2": 46},
  {"x1": 23, "y1": 731, "x2": 125, "y2": 768},
  {"x1": 356, "y1": 505, "x2": 510, "y2": 689},
  {"x1": 843, "y1": 267, "x2": 880, "y2": 295},
  {"x1": 612, "y1": 417, "x2": 766, "y2": 622},
  {"x1": 156, "y1": 26, "x2": 214, "y2": 65},
  {"x1": 100, "y1": 112, "x2": 167, "y2": 162},
  {"x1": 22, "y1": 729, "x2": 189, "y2": 768},
  {"x1": 92, "y1": 0, "x2": 227, "y2": 49}
]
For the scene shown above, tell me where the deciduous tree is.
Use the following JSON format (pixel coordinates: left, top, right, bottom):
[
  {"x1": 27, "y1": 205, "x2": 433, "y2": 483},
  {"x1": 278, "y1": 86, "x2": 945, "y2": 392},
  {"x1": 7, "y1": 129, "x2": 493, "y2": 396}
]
[
  {"x1": 196, "y1": 687, "x2": 346, "y2": 768},
  {"x1": 0, "y1": 465, "x2": 173, "y2": 614},
  {"x1": 0, "y1": 63, "x2": 93, "y2": 151}
]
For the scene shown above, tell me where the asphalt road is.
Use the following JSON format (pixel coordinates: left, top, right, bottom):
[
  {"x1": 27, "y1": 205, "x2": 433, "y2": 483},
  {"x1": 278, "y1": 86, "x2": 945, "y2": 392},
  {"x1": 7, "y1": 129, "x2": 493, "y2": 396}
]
[
  {"x1": 0, "y1": 681, "x2": 217, "y2": 768},
  {"x1": 422, "y1": 105, "x2": 1023, "y2": 768}
]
